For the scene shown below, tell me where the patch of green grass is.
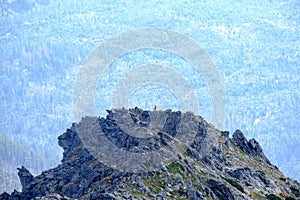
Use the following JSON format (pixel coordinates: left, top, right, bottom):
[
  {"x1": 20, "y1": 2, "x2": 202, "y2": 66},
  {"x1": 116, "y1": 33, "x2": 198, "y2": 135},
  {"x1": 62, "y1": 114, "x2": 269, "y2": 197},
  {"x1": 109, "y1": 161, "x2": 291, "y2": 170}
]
[
  {"x1": 142, "y1": 178, "x2": 163, "y2": 194},
  {"x1": 250, "y1": 191, "x2": 263, "y2": 200},
  {"x1": 290, "y1": 186, "x2": 300, "y2": 197},
  {"x1": 266, "y1": 194, "x2": 282, "y2": 200},
  {"x1": 141, "y1": 173, "x2": 167, "y2": 194},
  {"x1": 170, "y1": 189, "x2": 187, "y2": 199},
  {"x1": 124, "y1": 183, "x2": 150, "y2": 199},
  {"x1": 166, "y1": 162, "x2": 185, "y2": 176},
  {"x1": 222, "y1": 177, "x2": 244, "y2": 193}
]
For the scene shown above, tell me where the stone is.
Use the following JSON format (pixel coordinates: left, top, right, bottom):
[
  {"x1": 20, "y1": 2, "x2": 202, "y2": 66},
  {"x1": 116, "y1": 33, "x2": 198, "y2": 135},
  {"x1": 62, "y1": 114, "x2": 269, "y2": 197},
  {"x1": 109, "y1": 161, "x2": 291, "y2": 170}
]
[
  {"x1": 186, "y1": 148, "x2": 201, "y2": 161},
  {"x1": 17, "y1": 166, "x2": 34, "y2": 191},
  {"x1": 207, "y1": 179, "x2": 235, "y2": 200},
  {"x1": 156, "y1": 193, "x2": 167, "y2": 200},
  {"x1": 175, "y1": 173, "x2": 183, "y2": 183},
  {"x1": 232, "y1": 130, "x2": 249, "y2": 151},
  {"x1": 186, "y1": 188, "x2": 204, "y2": 200},
  {"x1": 8, "y1": 190, "x2": 22, "y2": 200},
  {"x1": 254, "y1": 171, "x2": 271, "y2": 185},
  {"x1": 229, "y1": 167, "x2": 252, "y2": 180},
  {"x1": 34, "y1": 194, "x2": 73, "y2": 200},
  {"x1": 89, "y1": 192, "x2": 115, "y2": 200},
  {"x1": 172, "y1": 184, "x2": 181, "y2": 191},
  {"x1": 0, "y1": 192, "x2": 10, "y2": 200},
  {"x1": 122, "y1": 194, "x2": 131, "y2": 199},
  {"x1": 221, "y1": 131, "x2": 230, "y2": 137}
]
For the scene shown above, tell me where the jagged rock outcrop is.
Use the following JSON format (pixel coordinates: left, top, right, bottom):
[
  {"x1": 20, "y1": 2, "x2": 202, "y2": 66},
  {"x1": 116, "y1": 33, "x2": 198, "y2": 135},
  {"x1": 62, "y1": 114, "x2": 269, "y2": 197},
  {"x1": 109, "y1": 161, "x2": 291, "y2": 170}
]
[
  {"x1": 232, "y1": 130, "x2": 270, "y2": 163},
  {"x1": 0, "y1": 193, "x2": 10, "y2": 200},
  {"x1": 207, "y1": 179, "x2": 235, "y2": 200},
  {"x1": 17, "y1": 166, "x2": 34, "y2": 193},
  {"x1": 1, "y1": 107, "x2": 300, "y2": 200}
]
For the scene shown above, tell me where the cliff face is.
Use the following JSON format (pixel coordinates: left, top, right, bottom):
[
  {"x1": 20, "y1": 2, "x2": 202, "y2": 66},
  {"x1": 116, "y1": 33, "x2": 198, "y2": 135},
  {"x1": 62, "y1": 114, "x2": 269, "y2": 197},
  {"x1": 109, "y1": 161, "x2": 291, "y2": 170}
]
[{"x1": 1, "y1": 107, "x2": 299, "y2": 200}]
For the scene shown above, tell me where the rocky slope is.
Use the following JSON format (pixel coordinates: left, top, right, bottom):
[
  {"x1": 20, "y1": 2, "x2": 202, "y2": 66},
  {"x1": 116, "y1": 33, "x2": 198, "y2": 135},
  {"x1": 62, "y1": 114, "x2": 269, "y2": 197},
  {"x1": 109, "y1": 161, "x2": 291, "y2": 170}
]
[{"x1": 1, "y1": 107, "x2": 299, "y2": 200}]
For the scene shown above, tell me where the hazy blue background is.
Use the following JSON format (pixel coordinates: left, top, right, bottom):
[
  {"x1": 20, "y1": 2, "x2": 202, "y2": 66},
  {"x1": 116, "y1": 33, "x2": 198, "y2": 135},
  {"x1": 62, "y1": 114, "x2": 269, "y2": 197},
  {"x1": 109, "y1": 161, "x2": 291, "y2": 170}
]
[{"x1": 0, "y1": 0, "x2": 299, "y2": 193}]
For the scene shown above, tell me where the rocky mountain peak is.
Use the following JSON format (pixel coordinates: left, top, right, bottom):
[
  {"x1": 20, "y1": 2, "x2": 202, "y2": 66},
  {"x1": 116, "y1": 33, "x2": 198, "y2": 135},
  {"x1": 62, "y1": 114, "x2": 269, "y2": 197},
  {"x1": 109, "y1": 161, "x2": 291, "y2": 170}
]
[{"x1": 1, "y1": 107, "x2": 299, "y2": 200}]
